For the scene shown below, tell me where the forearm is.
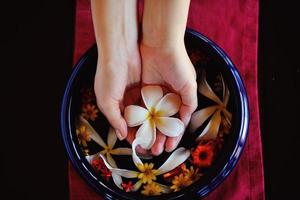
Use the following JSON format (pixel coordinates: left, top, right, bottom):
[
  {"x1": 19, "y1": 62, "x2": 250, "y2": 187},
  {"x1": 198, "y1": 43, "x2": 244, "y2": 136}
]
[
  {"x1": 91, "y1": 0, "x2": 138, "y2": 62},
  {"x1": 142, "y1": 0, "x2": 191, "y2": 48}
]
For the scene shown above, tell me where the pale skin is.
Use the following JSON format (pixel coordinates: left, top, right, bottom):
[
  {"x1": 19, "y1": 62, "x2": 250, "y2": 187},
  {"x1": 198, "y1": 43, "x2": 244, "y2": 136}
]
[{"x1": 91, "y1": 0, "x2": 197, "y2": 155}]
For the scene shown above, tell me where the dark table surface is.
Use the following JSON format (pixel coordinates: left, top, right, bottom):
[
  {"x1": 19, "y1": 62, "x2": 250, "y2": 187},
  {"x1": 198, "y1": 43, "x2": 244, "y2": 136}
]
[{"x1": 1, "y1": 0, "x2": 299, "y2": 199}]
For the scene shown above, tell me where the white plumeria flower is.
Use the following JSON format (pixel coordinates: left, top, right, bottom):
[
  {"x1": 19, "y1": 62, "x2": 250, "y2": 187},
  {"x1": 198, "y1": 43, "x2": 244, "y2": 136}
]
[
  {"x1": 77, "y1": 116, "x2": 132, "y2": 189},
  {"x1": 189, "y1": 71, "x2": 232, "y2": 141},
  {"x1": 124, "y1": 85, "x2": 185, "y2": 150},
  {"x1": 99, "y1": 138, "x2": 190, "y2": 192}
]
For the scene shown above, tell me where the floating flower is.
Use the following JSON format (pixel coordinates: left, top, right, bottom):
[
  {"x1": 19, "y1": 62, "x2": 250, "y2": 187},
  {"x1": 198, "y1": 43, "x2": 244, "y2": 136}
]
[
  {"x1": 81, "y1": 103, "x2": 99, "y2": 121},
  {"x1": 81, "y1": 88, "x2": 96, "y2": 103},
  {"x1": 91, "y1": 157, "x2": 112, "y2": 181},
  {"x1": 124, "y1": 85, "x2": 184, "y2": 150},
  {"x1": 78, "y1": 116, "x2": 132, "y2": 189},
  {"x1": 191, "y1": 143, "x2": 214, "y2": 168},
  {"x1": 76, "y1": 125, "x2": 91, "y2": 147},
  {"x1": 182, "y1": 165, "x2": 202, "y2": 182},
  {"x1": 137, "y1": 163, "x2": 157, "y2": 184},
  {"x1": 121, "y1": 181, "x2": 134, "y2": 192},
  {"x1": 99, "y1": 139, "x2": 190, "y2": 193},
  {"x1": 170, "y1": 173, "x2": 193, "y2": 192},
  {"x1": 189, "y1": 71, "x2": 231, "y2": 141},
  {"x1": 163, "y1": 164, "x2": 185, "y2": 181},
  {"x1": 141, "y1": 182, "x2": 162, "y2": 196}
]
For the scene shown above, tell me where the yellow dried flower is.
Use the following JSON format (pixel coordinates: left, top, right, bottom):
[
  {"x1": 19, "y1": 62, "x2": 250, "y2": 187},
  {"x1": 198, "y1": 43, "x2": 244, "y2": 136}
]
[
  {"x1": 81, "y1": 104, "x2": 99, "y2": 121},
  {"x1": 137, "y1": 163, "x2": 158, "y2": 184},
  {"x1": 141, "y1": 182, "x2": 162, "y2": 196},
  {"x1": 170, "y1": 174, "x2": 193, "y2": 192},
  {"x1": 76, "y1": 125, "x2": 91, "y2": 147}
]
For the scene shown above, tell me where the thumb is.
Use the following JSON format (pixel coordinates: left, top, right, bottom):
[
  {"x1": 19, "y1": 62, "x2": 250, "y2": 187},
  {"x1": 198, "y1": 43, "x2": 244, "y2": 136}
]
[
  {"x1": 98, "y1": 100, "x2": 128, "y2": 140},
  {"x1": 179, "y1": 81, "x2": 198, "y2": 126}
]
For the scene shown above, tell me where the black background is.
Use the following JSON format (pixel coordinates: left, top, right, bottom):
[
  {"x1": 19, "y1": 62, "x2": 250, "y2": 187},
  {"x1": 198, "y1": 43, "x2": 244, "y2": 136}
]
[{"x1": 1, "y1": 0, "x2": 299, "y2": 199}]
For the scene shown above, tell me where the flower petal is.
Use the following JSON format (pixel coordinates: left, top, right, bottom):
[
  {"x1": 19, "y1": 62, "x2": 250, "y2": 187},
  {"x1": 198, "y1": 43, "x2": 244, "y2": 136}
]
[
  {"x1": 132, "y1": 180, "x2": 143, "y2": 192},
  {"x1": 155, "y1": 117, "x2": 184, "y2": 137},
  {"x1": 220, "y1": 74, "x2": 230, "y2": 107},
  {"x1": 189, "y1": 105, "x2": 219, "y2": 133},
  {"x1": 157, "y1": 147, "x2": 190, "y2": 175},
  {"x1": 198, "y1": 71, "x2": 223, "y2": 105},
  {"x1": 135, "y1": 120, "x2": 156, "y2": 149},
  {"x1": 156, "y1": 183, "x2": 171, "y2": 194},
  {"x1": 112, "y1": 173, "x2": 123, "y2": 189},
  {"x1": 99, "y1": 154, "x2": 139, "y2": 178},
  {"x1": 110, "y1": 148, "x2": 132, "y2": 155},
  {"x1": 85, "y1": 153, "x2": 99, "y2": 163},
  {"x1": 78, "y1": 116, "x2": 107, "y2": 148},
  {"x1": 107, "y1": 153, "x2": 117, "y2": 168},
  {"x1": 197, "y1": 110, "x2": 221, "y2": 141},
  {"x1": 141, "y1": 85, "x2": 163, "y2": 111},
  {"x1": 107, "y1": 127, "x2": 117, "y2": 148},
  {"x1": 124, "y1": 105, "x2": 149, "y2": 127},
  {"x1": 132, "y1": 139, "x2": 144, "y2": 167},
  {"x1": 154, "y1": 93, "x2": 181, "y2": 117}
]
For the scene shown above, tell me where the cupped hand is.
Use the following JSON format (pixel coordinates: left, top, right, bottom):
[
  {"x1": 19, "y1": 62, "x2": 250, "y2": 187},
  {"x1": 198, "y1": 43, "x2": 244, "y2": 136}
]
[
  {"x1": 94, "y1": 49, "x2": 141, "y2": 140},
  {"x1": 140, "y1": 42, "x2": 198, "y2": 155}
]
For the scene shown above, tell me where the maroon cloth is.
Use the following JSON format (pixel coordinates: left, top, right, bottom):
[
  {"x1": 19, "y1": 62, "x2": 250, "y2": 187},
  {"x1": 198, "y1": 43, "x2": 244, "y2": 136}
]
[{"x1": 69, "y1": 0, "x2": 265, "y2": 199}]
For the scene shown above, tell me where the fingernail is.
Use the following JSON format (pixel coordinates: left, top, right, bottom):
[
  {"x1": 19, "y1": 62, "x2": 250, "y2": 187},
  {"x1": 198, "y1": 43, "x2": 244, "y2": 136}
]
[{"x1": 116, "y1": 129, "x2": 125, "y2": 140}]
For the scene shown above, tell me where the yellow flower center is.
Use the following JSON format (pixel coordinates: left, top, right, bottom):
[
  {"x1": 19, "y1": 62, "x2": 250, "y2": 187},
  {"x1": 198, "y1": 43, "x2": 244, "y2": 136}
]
[
  {"x1": 104, "y1": 146, "x2": 112, "y2": 154},
  {"x1": 137, "y1": 163, "x2": 157, "y2": 184}
]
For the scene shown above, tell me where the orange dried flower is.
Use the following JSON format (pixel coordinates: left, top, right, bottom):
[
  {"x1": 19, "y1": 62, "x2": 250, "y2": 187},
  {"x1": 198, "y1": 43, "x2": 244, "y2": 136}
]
[
  {"x1": 81, "y1": 103, "x2": 99, "y2": 121},
  {"x1": 191, "y1": 143, "x2": 214, "y2": 168}
]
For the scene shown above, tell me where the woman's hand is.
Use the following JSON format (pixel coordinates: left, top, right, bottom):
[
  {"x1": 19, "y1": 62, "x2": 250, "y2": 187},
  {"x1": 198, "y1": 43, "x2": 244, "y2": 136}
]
[
  {"x1": 91, "y1": 0, "x2": 140, "y2": 140},
  {"x1": 141, "y1": 42, "x2": 197, "y2": 155}
]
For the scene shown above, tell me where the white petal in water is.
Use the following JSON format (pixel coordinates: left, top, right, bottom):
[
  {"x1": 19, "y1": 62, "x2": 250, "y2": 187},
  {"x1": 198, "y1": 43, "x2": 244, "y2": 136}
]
[
  {"x1": 189, "y1": 105, "x2": 219, "y2": 133},
  {"x1": 107, "y1": 127, "x2": 117, "y2": 148},
  {"x1": 197, "y1": 110, "x2": 222, "y2": 141},
  {"x1": 198, "y1": 72, "x2": 223, "y2": 105},
  {"x1": 112, "y1": 173, "x2": 123, "y2": 189},
  {"x1": 110, "y1": 148, "x2": 132, "y2": 155},
  {"x1": 156, "y1": 147, "x2": 190, "y2": 175},
  {"x1": 99, "y1": 154, "x2": 139, "y2": 178},
  {"x1": 78, "y1": 116, "x2": 107, "y2": 148}
]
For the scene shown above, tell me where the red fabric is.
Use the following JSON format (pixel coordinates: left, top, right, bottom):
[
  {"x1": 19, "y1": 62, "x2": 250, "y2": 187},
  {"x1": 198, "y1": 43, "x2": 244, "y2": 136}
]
[{"x1": 69, "y1": 0, "x2": 265, "y2": 199}]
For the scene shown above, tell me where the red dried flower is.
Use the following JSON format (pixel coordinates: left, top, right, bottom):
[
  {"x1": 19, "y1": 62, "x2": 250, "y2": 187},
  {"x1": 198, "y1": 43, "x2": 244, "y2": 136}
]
[
  {"x1": 81, "y1": 88, "x2": 96, "y2": 103},
  {"x1": 121, "y1": 181, "x2": 134, "y2": 192},
  {"x1": 91, "y1": 158, "x2": 112, "y2": 181},
  {"x1": 163, "y1": 164, "x2": 186, "y2": 181},
  {"x1": 191, "y1": 143, "x2": 214, "y2": 168}
]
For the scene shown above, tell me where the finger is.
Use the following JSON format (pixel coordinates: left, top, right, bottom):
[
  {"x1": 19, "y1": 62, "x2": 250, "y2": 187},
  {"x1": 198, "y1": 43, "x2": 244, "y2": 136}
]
[
  {"x1": 179, "y1": 81, "x2": 198, "y2": 126},
  {"x1": 165, "y1": 132, "x2": 184, "y2": 152},
  {"x1": 98, "y1": 99, "x2": 127, "y2": 140},
  {"x1": 151, "y1": 131, "x2": 166, "y2": 156}
]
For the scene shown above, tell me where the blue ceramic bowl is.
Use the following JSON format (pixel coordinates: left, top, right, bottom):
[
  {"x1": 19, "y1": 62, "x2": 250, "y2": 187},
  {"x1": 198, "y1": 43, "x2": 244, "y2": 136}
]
[{"x1": 60, "y1": 28, "x2": 249, "y2": 199}]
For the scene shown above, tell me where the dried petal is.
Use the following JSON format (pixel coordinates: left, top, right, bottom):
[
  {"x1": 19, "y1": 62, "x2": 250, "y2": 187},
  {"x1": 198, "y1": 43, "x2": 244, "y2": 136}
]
[
  {"x1": 107, "y1": 127, "x2": 117, "y2": 148},
  {"x1": 197, "y1": 110, "x2": 222, "y2": 141},
  {"x1": 78, "y1": 116, "x2": 107, "y2": 148},
  {"x1": 189, "y1": 105, "x2": 219, "y2": 133}
]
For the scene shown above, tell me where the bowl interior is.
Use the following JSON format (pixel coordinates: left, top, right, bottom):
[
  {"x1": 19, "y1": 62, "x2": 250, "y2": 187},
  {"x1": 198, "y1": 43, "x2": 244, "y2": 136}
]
[{"x1": 62, "y1": 30, "x2": 248, "y2": 199}]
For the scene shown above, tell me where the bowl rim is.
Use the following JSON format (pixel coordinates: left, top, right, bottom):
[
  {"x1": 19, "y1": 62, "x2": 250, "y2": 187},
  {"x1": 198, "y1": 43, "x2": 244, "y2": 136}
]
[{"x1": 60, "y1": 28, "x2": 249, "y2": 200}]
